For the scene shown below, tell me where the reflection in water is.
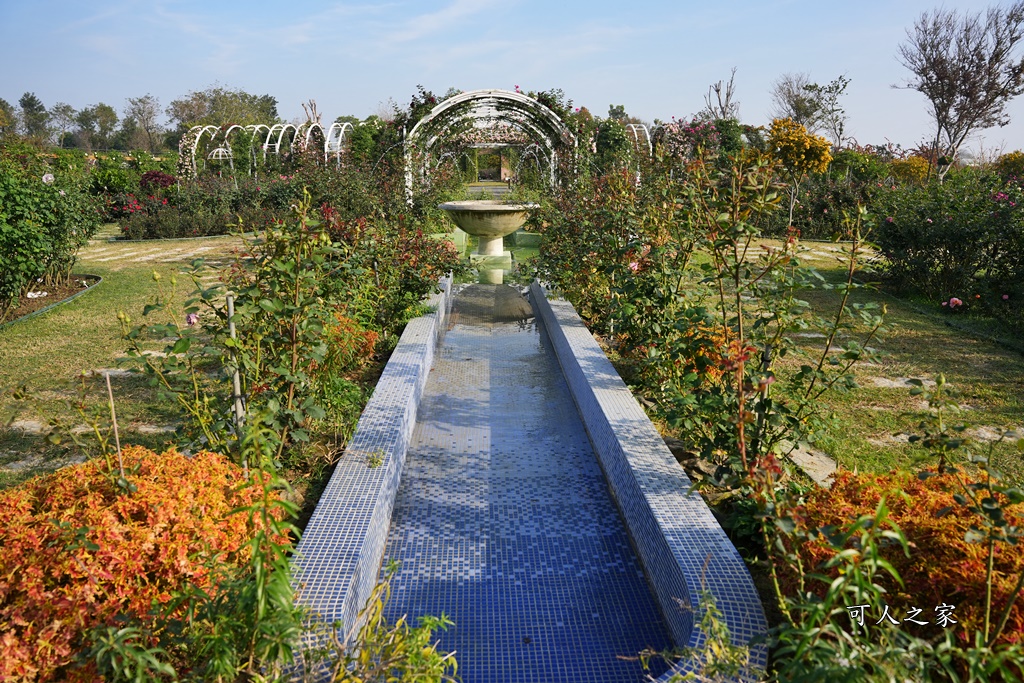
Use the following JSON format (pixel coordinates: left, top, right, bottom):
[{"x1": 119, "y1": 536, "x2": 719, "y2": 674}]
[{"x1": 478, "y1": 267, "x2": 504, "y2": 284}]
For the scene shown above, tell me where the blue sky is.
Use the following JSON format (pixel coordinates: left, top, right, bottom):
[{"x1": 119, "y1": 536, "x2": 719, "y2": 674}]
[{"x1": 3, "y1": 0, "x2": 1024, "y2": 155}]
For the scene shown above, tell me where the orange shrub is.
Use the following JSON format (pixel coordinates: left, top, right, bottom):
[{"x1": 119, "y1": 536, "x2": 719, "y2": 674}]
[
  {"x1": 0, "y1": 446, "x2": 281, "y2": 682},
  {"x1": 325, "y1": 313, "x2": 378, "y2": 372},
  {"x1": 781, "y1": 470, "x2": 1024, "y2": 645}
]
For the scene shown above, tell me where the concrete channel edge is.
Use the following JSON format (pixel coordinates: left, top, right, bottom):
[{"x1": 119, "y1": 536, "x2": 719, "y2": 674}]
[{"x1": 290, "y1": 275, "x2": 453, "y2": 655}]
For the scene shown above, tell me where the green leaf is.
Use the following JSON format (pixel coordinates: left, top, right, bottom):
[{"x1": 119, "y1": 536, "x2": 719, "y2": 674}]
[
  {"x1": 170, "y1": 337, "x2": 191, "y2": 355},
  {"x1": 965, "y1": 528, "x2": 986, "y2": 544},
  {"x1": 775, "y1": 517, "x2": 797, "y2": 534}
]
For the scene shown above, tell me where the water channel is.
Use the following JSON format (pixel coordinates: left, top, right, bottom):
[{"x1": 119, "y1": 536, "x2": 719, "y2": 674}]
[{"x1": 378, "y1": 282, "x2": 672, "y2": 683}]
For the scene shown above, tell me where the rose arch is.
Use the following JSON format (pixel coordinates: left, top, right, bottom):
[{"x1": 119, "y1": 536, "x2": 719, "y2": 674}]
[{"x1": 404, "y1": 88, "x2": 576, "y2": 196}]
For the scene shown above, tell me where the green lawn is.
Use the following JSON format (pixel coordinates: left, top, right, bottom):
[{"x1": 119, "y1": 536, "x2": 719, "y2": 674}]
[
  {"x1": 0, "y1": 227, "x2": 243, "y2": 488},
  {"x1": 5, "y1": 230, "x2": 1021, "y2": 488},
  {"x1": 777, "y1": 240, "x2": 1024, "y2": 480}
]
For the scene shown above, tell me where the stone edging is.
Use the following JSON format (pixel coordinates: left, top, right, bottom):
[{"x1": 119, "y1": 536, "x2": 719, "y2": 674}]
[
  {"x1": 108, "y1": 231, "x2": 256, "y2": 243},
  {"x1": 529, "y1": 280, "x2": 768, "y2": 679},
  {"x1": 290, "y1": 275, "x2": 453, "y2": 648}
]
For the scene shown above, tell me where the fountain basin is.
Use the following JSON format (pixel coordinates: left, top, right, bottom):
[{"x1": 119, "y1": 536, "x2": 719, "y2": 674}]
[{"x1": 438, "y1": 200, "x2": 537, "y2": 260}]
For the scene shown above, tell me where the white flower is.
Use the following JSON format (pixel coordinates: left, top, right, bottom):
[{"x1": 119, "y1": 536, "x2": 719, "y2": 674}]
[{"x1": 42, "y1": 173, "x2": 55, "y2": 184}]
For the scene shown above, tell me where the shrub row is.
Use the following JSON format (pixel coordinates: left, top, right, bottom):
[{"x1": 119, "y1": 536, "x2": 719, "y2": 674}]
[{"x1": 873, "y1": 168, "x2": 1024, "y2": 329}]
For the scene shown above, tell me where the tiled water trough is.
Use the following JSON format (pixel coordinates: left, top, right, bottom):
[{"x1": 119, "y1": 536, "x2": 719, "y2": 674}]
[{"x1": 291, "y1": 278, "x2": 767, "y2": 681}]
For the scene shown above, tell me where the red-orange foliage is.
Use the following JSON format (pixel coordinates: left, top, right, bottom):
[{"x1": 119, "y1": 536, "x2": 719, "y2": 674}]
[
  {"x1": 325, "y1": 313, "x2": 378, "y2": 372},
  {"x1": 0, "y1": 446, "x2": 281, "y2": 682},
  {"x1": 781, "y1": 470, "x2": 1024, "y2": 645}
]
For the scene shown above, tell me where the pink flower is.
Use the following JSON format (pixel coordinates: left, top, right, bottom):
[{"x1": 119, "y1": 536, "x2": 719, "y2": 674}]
[
  {"x1": 185, "y1": 313, "x2": 199, "y2": 326},
  {"x1": 926, "y1": 218, "x2": 933, "y2": 223},
  {"x1": 628, "y1": 261, "x2": 640, "y2": 273},
  {"x1": 886, "y1": 217, "x2": 894, "y2": 223},
  {"x1": 1004, "y1": 294, "x2": 1011, "y2": 300}
]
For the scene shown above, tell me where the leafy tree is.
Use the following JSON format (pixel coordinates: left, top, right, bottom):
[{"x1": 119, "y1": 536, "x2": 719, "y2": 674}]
[
  {"x1": 608, "y1": 104, "x2": 627, "y2": 121},
  {"x1": 74, "y1": 107, "x2": 98, "y2": 150},
  {"x1": 111, "y1": 116, "x2": 138, "y2": 151},
  {"x1": 49, "y1": 102, "x2": 77, "y2": 148},
  {"x1": 804, "y1": 75, "x2": 849, "y2": 151},
  {"x1": 94, "y1": 103, "x2": 118, "y2": 150},
  {"x1": 714, "y1": 117, "x2": 745, "y2": 155},
  {"x1": 333, "y1": 114, "x2": 360, "y2": 127},
  {"x1": 19, "y1": 92, "x2": 48, "y2": 138},
  {"x1": 898, "y1": 2, "x2": 1024, "y2": 179},
  {"x1": 166, "y1": 85, "x2": 278, "y2": 131},
  {"x1": 769, "y1": 73, "x2": 819, "y2": 129},
  {"x1": 769, "y1": 117, "x2": 832, "y2": 225},
  {"x1": 124, "y1": 94, "x2": 162, "y2": 152},
  {"x1": 595, "y1": 118, "x2": 631, "y2": 172},
  {"x1": 74, "y1": 103, "x2": 119, "y2": 151},
  {"x1": 0, "y1": 98, "x2": 16, "y2": 136}
]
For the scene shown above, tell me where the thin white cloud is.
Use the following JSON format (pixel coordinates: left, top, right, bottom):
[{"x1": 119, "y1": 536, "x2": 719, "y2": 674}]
[
  {"x1": 384, "y1": 0, "x2": 497, "y2": 45},
  {"x1": 54, "y1": 1, "x2": 141, "y2": 34},
  {"x1": 395, "y1": 19, "x2": 644, "y2": 73}
]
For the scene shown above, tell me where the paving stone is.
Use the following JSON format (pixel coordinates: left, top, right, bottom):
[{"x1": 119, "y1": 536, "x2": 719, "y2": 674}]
[{"x1": 787, "y1": 444, "x2": 837, "y2": 487}]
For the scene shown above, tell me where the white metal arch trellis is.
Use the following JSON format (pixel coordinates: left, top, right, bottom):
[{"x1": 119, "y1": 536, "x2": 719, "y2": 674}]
[
  {"x1": 515, "y1": 142, "x2": 550, "y2": 179},
  {"x1": 185, "y1": 124, "x2": 222, "y2": 173},
  {"x1": 245, "y1": 124, "x2": 271, "y2": 171},
  {"x1": 626, "y1": 123, "x2": 653, "y2": 157},
  {"x1": 325, "y1": 122, "x2": 354, "y2": 168},
  {"x1": 404, "y1": 88, "x2": 576, "y2": 197},
  {"x1": 264, "y1": 123, "x2": 298, "y2": 158}
]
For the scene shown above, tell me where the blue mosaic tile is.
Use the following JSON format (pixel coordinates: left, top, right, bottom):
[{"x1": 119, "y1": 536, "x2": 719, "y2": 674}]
[
  {"x1": 380, "y1": 284, "x2": 672, "y2": 683},
  {"x1": 292, "y1": 277, "x2": 766, "y2": 682},
  {"x1": 530, "y1": 281, "x2": 769, "y2": 680},
  {"x1": 292, "y1": 277, "x2": 453, "y2": 651}
]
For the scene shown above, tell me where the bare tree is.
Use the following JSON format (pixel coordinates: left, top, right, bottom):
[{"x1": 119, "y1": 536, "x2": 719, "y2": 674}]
[
  {"x1": 897, "y1": 2, "x2": 1024, "y2": 179},
  {"x1": 125, "y1": 94, "x2": 162, "y2": 153},
  {"x1": 769, "y1": 72, "x2": 819, "y2": 129},
  {"x1": 703, "y1": 67, "x2": 740, "y2": 120}
]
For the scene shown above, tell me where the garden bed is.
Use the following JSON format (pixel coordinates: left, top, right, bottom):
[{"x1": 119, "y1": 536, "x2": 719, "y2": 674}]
[{"x1": 0, "y1": 275, "x2": 101, "y2": 328}]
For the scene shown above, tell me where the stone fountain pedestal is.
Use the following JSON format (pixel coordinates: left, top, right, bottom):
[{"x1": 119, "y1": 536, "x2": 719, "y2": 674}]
[{"x1": 439, "y1": 200, "x2": 537, "y2": 271}]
